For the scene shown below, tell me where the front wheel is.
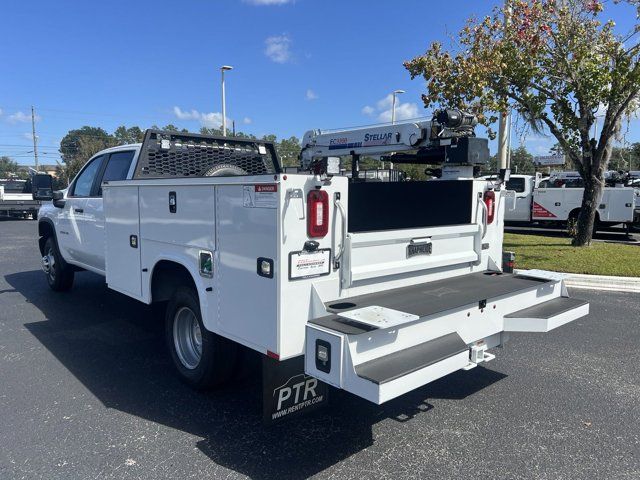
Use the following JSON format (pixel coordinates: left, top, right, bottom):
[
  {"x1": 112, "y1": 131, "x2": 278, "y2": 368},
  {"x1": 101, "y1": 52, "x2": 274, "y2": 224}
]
[
  {"x1": 165, "y1": 286, "x2": 238, "y2": 390},
  {"x1": 42, "y1": 237, "x2": 74, "y2": 291}
]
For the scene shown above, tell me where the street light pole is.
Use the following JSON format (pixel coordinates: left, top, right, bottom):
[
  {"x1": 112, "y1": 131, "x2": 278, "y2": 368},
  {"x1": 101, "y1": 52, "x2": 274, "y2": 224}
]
[
  {"x1": 391, "y1": 89, "x2": 405, "y2": 125},
  {"x1": 220, "y1": 65, "x2": 233, "y2": 137}
]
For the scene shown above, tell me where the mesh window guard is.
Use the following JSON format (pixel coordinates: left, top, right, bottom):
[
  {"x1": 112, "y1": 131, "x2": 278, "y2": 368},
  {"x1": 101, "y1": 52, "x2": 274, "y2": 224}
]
[{"x1": 133, "y1": 130, "x2": 282, "y2": 179}]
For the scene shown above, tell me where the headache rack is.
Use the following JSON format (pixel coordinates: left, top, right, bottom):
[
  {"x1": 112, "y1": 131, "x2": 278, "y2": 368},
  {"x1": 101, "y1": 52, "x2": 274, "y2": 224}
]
[{"x1": 133, "y1": 129, "x2": 282, "y2": 179}]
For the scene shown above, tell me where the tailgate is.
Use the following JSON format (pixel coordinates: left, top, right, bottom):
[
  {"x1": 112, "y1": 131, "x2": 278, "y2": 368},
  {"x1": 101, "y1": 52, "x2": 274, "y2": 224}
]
[
  {"x1": 342, "y1": 180, "x2": 483, "y2": 286},
  {"x1": 344, "y1": 224, "x2": 480, "y2": 284}
]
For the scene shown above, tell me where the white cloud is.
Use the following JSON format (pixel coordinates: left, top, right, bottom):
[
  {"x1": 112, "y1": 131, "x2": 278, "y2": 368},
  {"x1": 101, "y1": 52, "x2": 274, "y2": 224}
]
[
  {"x1": 7, "y1": 111, "x2": 39, "y2": 123},
  {"x1": 306, "y1": 89, "x2": 318, "y2": 101},
  {"x1": 243, "y1": 117, "x2": 252, "y2": 124},
  {"x1": 362, "y1": 94, "x2": 419, "y2": 123},
  {"x1": 173, "y1": 106, "x2": 230, "y2": 129},
  {"x1": 265, "y1": 35, "x2": 292, "y2": 64},
  {"x1": 362, "y1": 105, "x2": 375, "y2": 116},
  {"x1": 22, "y1": 132, "x2": 33, "y2": 140},
  {"x1": 244, "y1": 0, "x2": 293, "y2": 4}
]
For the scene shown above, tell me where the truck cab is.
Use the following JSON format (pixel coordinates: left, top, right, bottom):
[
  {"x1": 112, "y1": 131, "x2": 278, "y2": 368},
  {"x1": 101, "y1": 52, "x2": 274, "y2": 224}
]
[
  {"x1": 502, "y1": 174, "x2": 540, "y2": 223},
  {"x1": 38, "y1": 145, "x2": 139, "y2": 274}
]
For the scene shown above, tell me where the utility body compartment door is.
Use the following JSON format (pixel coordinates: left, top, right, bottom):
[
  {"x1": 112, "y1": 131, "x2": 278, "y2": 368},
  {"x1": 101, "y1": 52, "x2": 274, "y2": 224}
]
[{"x1": 104, "y1": 185, "x2": 142, "y2": 299}]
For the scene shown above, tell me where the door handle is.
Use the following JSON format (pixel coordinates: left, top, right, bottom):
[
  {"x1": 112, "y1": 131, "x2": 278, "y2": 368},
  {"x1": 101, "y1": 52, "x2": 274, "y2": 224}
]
[{"x1": 74, "y1": 208, "x2": 84, "y2": 213}]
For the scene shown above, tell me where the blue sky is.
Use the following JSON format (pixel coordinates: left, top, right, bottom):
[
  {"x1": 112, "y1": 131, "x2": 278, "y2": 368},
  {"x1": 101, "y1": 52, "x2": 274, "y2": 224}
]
[{"x1": 1, "y1": 0, "x2": 638, "y2": 166}]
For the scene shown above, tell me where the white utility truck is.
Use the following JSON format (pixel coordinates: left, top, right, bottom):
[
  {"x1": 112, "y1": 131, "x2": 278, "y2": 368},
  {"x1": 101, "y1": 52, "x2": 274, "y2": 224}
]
[
  {"x1": 35, "y1": 111, "x2": 588, "y2": 420},
  {"x1": 504, "y1": 172, "x2": 640, "y2": 230},
  {"x1": 0, "y1": 177, "x2": 42, "y2": 218}
]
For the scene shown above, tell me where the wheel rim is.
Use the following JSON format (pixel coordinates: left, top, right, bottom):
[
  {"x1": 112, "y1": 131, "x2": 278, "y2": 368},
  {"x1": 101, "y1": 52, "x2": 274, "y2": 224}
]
[
  {"x1": 173, "y1": 306, "x2": 202, "y2": 370},
  {"x1": 42, "y1": 246, "x2": 56, "y2": 281}
]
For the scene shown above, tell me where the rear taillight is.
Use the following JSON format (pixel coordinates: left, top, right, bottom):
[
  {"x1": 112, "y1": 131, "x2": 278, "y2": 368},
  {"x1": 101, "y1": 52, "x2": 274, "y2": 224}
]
[
  {"x1": 307, "y1": 189, "x2": 329, "y2": 238},
  {"x1": 484, "y1": 190, "x2": 496, "y2": 224}
]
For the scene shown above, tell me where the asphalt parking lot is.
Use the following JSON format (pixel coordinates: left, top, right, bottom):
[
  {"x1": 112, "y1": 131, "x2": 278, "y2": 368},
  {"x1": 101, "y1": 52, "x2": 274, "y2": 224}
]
[{"x1": 1, "y1": 218, "x2": 639, "y2": 480}]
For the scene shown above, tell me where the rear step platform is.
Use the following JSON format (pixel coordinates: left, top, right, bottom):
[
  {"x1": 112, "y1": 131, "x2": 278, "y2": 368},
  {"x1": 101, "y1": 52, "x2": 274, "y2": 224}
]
[
  {"x1": 504, "y1": 297, "x2": 589, "y2": 332},
  {"x1": 314, "y1": 271, "x2": 552, "y2": 333},
  {"x1": 355, "y1": 333, "x2": 467, "y2": 384},
  {"x1": 305, "y1": 270, "x2": 587, "y2": 404}
]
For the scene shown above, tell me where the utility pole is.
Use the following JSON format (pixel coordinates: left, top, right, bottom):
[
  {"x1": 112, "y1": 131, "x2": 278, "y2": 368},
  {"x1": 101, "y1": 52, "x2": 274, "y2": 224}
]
[
  {"x1": 497, "y1": 2, "x2": 512, "y2": 170},
  {"x1": 31, "y1": 106, "x2": 39, "y2": 172}
]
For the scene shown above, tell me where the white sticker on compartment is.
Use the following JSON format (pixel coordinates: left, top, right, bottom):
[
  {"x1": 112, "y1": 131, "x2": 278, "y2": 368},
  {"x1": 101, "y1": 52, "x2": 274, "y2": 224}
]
[
  {"x1": 337, "y1": 305, "x2": 419, "y2": 329},
  {"x1": 243, "y1": 184, "x2": 278, "y2": 209},
  {"x1": 289, "y1": 249, "x2": 331, "y2": 279}
]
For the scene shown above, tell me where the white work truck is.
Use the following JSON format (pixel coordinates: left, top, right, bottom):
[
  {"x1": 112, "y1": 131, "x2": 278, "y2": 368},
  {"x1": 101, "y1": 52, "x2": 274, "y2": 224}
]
[
  {"x1": 35, "y1": 113, "x2": 588, "y2": 420},
  {"x1": 0, "y1": 177, "x2": 41, "y2": 218},
  {"x1": 504, "y1": 173, "x2": 640, "y2": 230}
]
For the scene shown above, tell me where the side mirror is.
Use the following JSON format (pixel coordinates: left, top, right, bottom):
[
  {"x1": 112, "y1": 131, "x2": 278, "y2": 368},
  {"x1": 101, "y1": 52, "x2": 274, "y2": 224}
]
[
  {"x1": 52, "y1": 190, "x2": 66, "y2": 209},
  {"x1": 32, "y1": 174, "x2": 54, "y2": 200}
]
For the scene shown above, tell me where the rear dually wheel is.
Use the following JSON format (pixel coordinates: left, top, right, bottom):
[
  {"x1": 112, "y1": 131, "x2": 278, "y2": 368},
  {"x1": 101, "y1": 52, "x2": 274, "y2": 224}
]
[{"x1": 165, "y1": 286, "x2": 238, "y2": 390}]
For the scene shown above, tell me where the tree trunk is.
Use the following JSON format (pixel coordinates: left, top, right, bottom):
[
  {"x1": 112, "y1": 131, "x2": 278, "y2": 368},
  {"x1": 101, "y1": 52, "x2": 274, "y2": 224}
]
[{"x1": 572, "y1": 173, "x2": 604, "y2": 246}]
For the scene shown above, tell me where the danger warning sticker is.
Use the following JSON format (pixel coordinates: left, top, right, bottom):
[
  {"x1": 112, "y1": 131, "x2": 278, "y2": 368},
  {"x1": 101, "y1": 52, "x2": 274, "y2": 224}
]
[
  {"x1": 243, "y1": 184, "x2": 278, "y2": 209},
  {"x1": 532, "y1": 201, "x2": 557, "y2": 218}
]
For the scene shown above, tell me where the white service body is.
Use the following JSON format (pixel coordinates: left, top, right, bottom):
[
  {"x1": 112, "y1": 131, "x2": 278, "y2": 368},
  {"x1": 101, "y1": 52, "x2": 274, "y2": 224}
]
[
  {"x1": 37, "y1": 126, "x2": 589, "y2": 406},
  {"x1": 503, "y1": 174, "x2": 640, "y2": 226}
]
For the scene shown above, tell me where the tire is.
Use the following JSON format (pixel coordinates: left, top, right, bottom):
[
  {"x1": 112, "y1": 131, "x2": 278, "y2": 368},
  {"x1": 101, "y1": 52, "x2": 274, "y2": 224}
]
[
  {"x1": 204, "y1": 163, "x2": 248, "y2": 177},
  {"x1": 165, "y1": 286, "x2": 238, "y2": 390},
  {"x1": 42, "y1": 236, "x2": 74, "y2": 291}
]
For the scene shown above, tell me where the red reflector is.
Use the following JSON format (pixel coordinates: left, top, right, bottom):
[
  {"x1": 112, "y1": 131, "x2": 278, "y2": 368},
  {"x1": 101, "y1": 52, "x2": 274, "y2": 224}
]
[
  {"x1": 267, "y1": 350, "x2": 279, "y2": 360},
  {"x1": 307, "y1": 189, "x2": 329, "y2": 238},
  {"x1": 484, "y1": 190, "x2": 496, "y2": 224}
]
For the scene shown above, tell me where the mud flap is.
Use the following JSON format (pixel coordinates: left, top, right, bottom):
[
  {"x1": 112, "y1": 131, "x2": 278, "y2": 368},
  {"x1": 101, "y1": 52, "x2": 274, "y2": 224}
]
[{"x1": 262, "y1": 355, "x2": 329, "y2": 425}]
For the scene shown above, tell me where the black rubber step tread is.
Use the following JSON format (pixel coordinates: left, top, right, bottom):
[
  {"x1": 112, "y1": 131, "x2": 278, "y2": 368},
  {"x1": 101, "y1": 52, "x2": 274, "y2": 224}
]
[
  {"x1": 505, "y1": 297, "x2": 588, "y2": 319},
  {"x1": 309, "y1": 314, "x2": 375, "y2": 335},
  {"x1": 324, "y1": 272, "x2": 550, "y2": 319},
  {"x1": 355, "y1": 333, "x2": 468, "y2": 385}
]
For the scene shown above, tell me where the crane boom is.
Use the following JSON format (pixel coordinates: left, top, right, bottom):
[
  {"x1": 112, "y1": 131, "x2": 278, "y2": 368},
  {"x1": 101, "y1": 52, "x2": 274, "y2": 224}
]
[{"x1": 299, "y1": 110, "x2": 490, "y2": 178}]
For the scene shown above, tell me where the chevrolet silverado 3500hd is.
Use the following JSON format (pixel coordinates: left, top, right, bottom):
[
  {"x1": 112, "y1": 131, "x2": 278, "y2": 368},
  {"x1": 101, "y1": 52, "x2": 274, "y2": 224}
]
[{"x1": 35, "y1": 112, "x2": 588, "y2": 417}]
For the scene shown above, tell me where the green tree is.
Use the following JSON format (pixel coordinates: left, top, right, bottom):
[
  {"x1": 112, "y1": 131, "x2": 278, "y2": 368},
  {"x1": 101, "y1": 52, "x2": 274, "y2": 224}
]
[
  {"x1": 113, "y1": 125, "x2": 144, "y2": 145},
  {"x1": 277, "y1": 136, "x2": 301, "y2": 167},
  {"x1": 59, "y1": 126, "x2": 116, "y2": 181},
  {"x1": 510, "y1": 146, "x2": 535, "y2": 174},
  {"x1": 405, "y1": 0, "x2": 640, "y2": 246},
  {"x1": 0, "y1": 156, "x2": 19, "y2": 177},
  {"x1": 199, "y1": 126, "x2": 223, "y2": 136}
]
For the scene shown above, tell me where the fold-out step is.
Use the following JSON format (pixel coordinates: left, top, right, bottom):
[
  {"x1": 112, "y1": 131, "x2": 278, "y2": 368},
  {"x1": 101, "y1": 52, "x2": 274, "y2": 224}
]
[
  {"x1": 317, "y1": 271, "x2": 553, "y2": 333},
  {"x1": 504, "y1": 297, "x2": 588, "y2": 332},
  {"x1": 355, "y1": 333, "x2": 467, "y2": 384}
]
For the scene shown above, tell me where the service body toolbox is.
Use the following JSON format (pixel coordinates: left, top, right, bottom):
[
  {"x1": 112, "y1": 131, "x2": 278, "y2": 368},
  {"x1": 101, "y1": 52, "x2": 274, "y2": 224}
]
[{"x1": 37, "y1": 115, "x2": 588, "y2": 421}]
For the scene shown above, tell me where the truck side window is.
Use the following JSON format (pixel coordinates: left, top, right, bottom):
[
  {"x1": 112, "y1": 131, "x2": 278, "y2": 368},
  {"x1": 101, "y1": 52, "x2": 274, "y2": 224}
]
[
  {"x1": 97, "y1": 151, "x2": 135, "y2": 196},
  {"x1": 506, "y1": 178, "x2": 525, "y2": 193},
  {"x1": 71, "y1": 156, "x2": 104, "y2": 197}
]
